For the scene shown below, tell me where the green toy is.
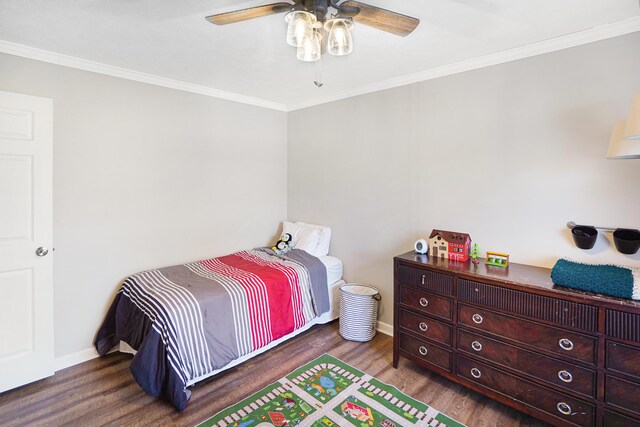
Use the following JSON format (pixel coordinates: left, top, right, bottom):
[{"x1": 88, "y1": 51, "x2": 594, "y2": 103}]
[
  {"x1": 471, "y1": 243, "x2": 480, "y2": 265},
  {"x1": 485, "y1": 251, "x2": 509, "y2": 267}
]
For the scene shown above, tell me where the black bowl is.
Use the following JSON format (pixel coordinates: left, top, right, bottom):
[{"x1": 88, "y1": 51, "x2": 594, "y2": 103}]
[
  {"x1": 613, "y1": 228, "x2": 640, "y2": 255},
  {"x1": 571, "y1": 225, "x2": 598, "y2": 249}
]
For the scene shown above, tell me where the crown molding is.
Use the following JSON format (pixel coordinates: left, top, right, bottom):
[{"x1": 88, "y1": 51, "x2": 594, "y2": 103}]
[
  {"x1": 1, "y1": 16, "x2": 639, "y2": 113},
  {"x1": 286, "y1": 16, "x2": 640, "y2": 111},
  {"x1": 0, "y1": 40, "x2": 288, "y2": 112}
]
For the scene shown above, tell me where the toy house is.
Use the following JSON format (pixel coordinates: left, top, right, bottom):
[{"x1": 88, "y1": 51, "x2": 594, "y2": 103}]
[
  {"x1": 428, "y1": 230, "x2": 472, "y2": 262},
  {"x1": 341, "y1": 401, "x2": 373, "y2": 422},
  {"x1": 268, "y1": 412, "x2": 287, "y2": 426}
]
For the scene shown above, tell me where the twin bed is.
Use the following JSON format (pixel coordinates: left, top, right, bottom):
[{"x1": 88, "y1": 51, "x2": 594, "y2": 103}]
[{"x1": 94, "y1": 222, "x2": 342, "y2": 411}]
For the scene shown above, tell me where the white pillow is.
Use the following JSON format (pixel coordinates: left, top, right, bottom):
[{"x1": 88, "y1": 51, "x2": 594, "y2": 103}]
[
  {"x1": 282, "y1": 221, "x2": 322, "y2": 256},
  {"x1": 295, "y1": 221, "x2": 331, "y2": 257}
]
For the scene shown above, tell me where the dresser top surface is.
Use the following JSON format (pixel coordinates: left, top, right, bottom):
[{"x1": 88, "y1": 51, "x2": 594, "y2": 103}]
[{"x1": 395, "y1": 251, "x2": 640, "y2": 309}]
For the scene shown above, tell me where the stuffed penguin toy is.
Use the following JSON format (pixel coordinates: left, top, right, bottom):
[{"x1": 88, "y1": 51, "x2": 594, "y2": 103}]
[{"x1": 272, "y1": 233, "x2": 295, "y2": 255}]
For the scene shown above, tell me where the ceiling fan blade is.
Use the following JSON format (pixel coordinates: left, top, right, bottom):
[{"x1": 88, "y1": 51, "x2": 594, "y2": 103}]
[
  {"x1": 206, "y1": 2, "x2": 294, "y2": 26},
  {"x1": 341, "y1": 1, "x2": 419, "y2": 37}
]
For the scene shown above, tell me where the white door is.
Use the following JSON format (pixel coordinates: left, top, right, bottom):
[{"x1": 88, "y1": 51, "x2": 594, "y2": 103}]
[{"x1": 0, "y1": 91, "x2": 53, "y2": 392}]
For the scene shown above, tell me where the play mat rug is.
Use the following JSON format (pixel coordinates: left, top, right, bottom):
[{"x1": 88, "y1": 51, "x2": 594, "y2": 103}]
[{"x1": 197, "y1": 354, "x2": 465, "y2": 427}]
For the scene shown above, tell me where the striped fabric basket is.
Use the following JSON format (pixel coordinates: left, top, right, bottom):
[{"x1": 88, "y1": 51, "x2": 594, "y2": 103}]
[{"x1": 339, "y1": 283, "x2": 381, "y2": 342}]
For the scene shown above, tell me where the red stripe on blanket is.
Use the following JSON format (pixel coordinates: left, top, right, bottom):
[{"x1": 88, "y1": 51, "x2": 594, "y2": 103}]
[
  {"x1": 199, "y1": 252, "x2": 300, "y2": 349},
  {"x1": 234, "y1": 251, "x2": 306, "y2": 331}
]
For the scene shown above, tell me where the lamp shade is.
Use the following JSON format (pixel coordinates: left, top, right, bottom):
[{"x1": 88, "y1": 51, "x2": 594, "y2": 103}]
[
  {"x1": 623, "y1": 92, "x2": 640, "y2": 140},
  {"x1": 325, "y1": 18, "x2": 353, "y2": 56},
  {"x1": 297, "y1": 30, "x2": 322, "y2": 62},
  {"x1": 285, "y1": 11, "x2": 315, "y2": 47},
  {"x1": 607, "y1": 120, "x2": 640, "y2": 159}
]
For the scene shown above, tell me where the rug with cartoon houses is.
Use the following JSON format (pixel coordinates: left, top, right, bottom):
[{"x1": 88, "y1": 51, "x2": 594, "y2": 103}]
[{"x1": 198, "y1": 354, "x2": 464, "y2": 427}]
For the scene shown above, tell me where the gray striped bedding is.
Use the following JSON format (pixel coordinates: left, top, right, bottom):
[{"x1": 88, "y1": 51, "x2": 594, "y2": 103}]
[{"x1": 94, "y1": 248, "x2": 329, "y2": 411}]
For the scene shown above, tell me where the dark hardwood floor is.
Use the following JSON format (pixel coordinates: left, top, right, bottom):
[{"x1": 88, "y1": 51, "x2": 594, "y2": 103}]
[{"x1": 0, "y1": 322, "x2": 547, "y2": 427}]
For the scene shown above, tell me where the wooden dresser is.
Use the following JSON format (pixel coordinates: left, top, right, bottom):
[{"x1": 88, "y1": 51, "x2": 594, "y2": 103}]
[{"x1": 393, "y1": 251, "x2": 640, "y2": 426}]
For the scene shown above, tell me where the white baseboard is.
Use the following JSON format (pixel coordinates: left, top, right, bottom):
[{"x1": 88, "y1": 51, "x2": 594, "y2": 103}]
[
  {"x1": 54, "y1": 347, "x2": 100, "y2": 372},
  {"x1": 53, "y1": 321, "x2": 394, "y2": 372},
  {"x1": 377, "y1": 321, "x2": 394, "y2": 337}
]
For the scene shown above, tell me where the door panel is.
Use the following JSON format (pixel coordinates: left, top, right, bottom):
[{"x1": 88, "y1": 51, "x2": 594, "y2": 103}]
[
  {"x1": 0, "y1": 91, "x2": 53, "y2": 392},
  {"x1": 0, "y1": 269, "x2": 34, "y2": 358},
  {"x1": 0, "y1": 156, "x2": 32, "y2": 240},
  {"x1": 0, "y1": 108, "x2": 33, "y2": 140}
]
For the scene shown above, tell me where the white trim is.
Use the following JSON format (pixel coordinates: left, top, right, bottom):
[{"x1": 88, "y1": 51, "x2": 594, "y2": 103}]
[
  {"x1": 1, "y1": 17, "x2": 638, "y2": 113},
  {"x1": 54, "y1": 347, "x2": 100, "y2": 372},
  {"x1": 377, "y1": 320, "x2": 393, "y2": 337},
  {"x1": 53, "y1": 320, "x2": 390, "y2": 372},
  {"x1": 0, "y1": 40, "x2": 287, "y2": 112},
  {"x1": 287, "y1": 17, "x2": 640, "y2": 111}
]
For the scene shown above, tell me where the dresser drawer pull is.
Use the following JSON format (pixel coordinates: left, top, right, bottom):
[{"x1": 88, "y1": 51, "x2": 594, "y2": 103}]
[
  {"x1": 471, "y1": 341, "x2": 483, "y2": 352},
  {"x1": 421, "y1": 274, "x2": 425, "y2": 285},
  {"x1": 557, "y1": 402, "x2": 572, "y2": 415},
  {"x1": 470, "y1": 368, "x2": 482, "y2": 379},
  {"x1": 472, "y1": 314, "x2": 483, "y2": 324},
  {"x1": 419, "y1": 322, "x2": 428, "y2": 332},
  {"x1": 558, "y1": 338, "x2": 574, "y2": 351},
  {"x1": 557, "y1": 370, "x2": 573, "y2": 383},
  {"x1": 418, "y1": 346, "x2": 428, "y2": 356},
  {"x1": 419, "y1": 298, "x2": 429, "y2": 307}
]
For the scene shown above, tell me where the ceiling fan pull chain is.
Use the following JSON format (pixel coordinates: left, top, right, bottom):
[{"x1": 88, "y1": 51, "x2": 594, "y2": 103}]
[{"x1": 314, "y1": 57, "x2": 324, "y2": 87}]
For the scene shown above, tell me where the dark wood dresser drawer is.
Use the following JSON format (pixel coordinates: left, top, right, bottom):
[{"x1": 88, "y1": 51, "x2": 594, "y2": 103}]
[
  {"x1": 399, "y1": 332, "x2": 451, "y2": 372},
  {"x1": 606, "y1": 340, "x2": 640, "y2": 379},
  {"x1": 459, "y1": 279, "x2": 597, "y2": 333},
  {"x1": 459, "y1": 304, "x2": 596, "y2": 363},
  {"x1": 606, "y1": 375, "x2": 640, "y2": 416},
  {"x1": 604, "y1": 409, "x2": 640, "y2": 426},
  {"x1": 458, "y1": 329, "x2": 596, "y2": 397},
  {"x1": 397, "y1": 264, "x2": 453, "y2": 295},
  {"x1": 606, "y1": 310, "x2": 640, "y2": 344},
  {"x1": 458, "y1": 355, "x2": 595, "y2": 427},
  {"x1": 399, "y1": 309, "x2": 452, "y2": 346},
  {"x1": 399, "y1": 286, "x2": 453, "y2": 320},
  {"x1": 457, "y1": 353, "x2": 515, "y2": 392}
]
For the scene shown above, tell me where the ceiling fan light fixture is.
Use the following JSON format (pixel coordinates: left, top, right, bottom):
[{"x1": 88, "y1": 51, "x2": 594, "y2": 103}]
[
  {"x1": 297, "y1": 30, "x2": 322, "y2": 62},
  {"x1": 324, "y1": 18, "x2": 354, "y2": 56},
  {"x1": 285, "y1": 10, "x2": 316, "y2": 47}
]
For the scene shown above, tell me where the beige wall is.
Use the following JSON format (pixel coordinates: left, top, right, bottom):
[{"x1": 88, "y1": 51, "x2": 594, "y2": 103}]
[
  {"x1": 1, "y1": 32, "x2": 639, "y2": 359},
  {"x1": 288, "y1": 32, "x2": 640, "y2": 326},
  {"x1": 0, "y1": 53, "x2": 287, "y2": 358}
]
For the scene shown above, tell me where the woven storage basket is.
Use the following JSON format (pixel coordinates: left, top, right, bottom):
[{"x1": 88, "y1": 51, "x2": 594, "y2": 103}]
[{"x1": 339, "y1": 283, "x2": 381, "y2": 342}]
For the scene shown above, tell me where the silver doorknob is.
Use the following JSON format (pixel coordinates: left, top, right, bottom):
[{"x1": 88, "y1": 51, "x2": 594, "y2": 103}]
[{"x1": 35, "y1": 247, "x2": 49, "y2": 257}]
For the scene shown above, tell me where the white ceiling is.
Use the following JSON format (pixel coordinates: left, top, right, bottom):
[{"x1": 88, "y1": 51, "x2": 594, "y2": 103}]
[{"x1": 0, "y1": 0, "x2": 639, "y2": 110}]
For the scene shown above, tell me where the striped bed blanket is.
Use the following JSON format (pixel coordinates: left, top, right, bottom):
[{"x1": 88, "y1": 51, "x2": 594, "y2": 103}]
[{"x1": 94, "y1": 248, "x2": 329, "y2": 411}]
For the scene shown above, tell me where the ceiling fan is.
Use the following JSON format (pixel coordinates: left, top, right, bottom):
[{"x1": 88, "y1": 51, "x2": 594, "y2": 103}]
[{"x1": 205, "y1": 1, "x2": 420, "y2": 62}]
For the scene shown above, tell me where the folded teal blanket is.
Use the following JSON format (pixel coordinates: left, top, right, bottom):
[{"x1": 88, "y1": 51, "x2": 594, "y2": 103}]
[{"x1": 551, "y1": 259, "x2": 640, "y2": 300}]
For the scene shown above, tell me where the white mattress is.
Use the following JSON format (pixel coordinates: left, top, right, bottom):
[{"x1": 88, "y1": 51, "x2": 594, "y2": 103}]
[{"x1": 319, "y1": 255, "x2": 343, "y2": 285}]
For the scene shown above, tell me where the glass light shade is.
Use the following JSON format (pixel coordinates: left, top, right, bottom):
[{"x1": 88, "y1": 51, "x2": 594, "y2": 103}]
[
  {"x1": 285, "y1": 11, "x2": 315, "y2": 47},
  {"x1": 623, "y1": 92, "x2": 640, "y2": 140},
  {"x1": 607, "y1": 120, "x2": 640, "y2": 159},
  {"x1": 297, "y1": 30, "x2": 322, "y2": 62},
  {"x1": 325, "y1": 18, "x2": 353, "y2": 56}
]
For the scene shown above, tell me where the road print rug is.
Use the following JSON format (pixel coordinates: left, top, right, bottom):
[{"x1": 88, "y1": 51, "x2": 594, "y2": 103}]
[{"x1": 197, "y1": 354, "x2": 465, "y2": 427}]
